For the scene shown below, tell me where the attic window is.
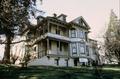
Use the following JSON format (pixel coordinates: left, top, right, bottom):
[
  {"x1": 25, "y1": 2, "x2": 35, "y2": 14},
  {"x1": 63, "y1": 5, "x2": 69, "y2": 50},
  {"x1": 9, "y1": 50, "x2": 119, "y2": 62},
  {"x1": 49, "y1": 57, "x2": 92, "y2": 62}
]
[{"x1": 79, "y1": 20, "x2": 83, "y2": 26}]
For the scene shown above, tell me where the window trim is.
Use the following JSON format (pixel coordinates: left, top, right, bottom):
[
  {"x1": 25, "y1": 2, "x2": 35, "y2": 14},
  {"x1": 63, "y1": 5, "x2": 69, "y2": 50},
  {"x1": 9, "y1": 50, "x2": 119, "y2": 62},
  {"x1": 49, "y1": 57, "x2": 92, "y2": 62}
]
[
  {"x1": 71, "y1": 43, "x2": 77, "y2": 54},
  {"x1": 79, "y1": 43, "x2": 85, "y2": 54},
  {"x1": 79, "y1": 30, "x2": 85, "y2": 39},
  {"x1": 71, "y1": 29, "x2": 76, "y2": 38}
]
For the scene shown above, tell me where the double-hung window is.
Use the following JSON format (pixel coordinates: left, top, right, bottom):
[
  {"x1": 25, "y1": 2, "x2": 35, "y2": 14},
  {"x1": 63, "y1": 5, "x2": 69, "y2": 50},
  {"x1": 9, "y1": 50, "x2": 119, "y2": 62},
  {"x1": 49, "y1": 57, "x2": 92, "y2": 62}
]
[
  {"x1": 71, "y1": 43, "x2": 77, "y2": 54},
  {"x1": 79, "y1": 30, "x2": 85, "y2": 38},
  {"x1": 71, "y1": 29, "x2": 76, "y2": 38},
  {"x1": 79, "y1": 43, "x2": 85, "y2": 54}
]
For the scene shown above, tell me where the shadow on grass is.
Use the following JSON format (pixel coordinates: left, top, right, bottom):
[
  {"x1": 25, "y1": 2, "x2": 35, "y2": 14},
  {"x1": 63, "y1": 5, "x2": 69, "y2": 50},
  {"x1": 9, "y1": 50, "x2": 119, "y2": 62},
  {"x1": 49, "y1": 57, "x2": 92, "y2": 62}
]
[{"x1": 0, "y1": 65, "x2": 120, "y2": 79}]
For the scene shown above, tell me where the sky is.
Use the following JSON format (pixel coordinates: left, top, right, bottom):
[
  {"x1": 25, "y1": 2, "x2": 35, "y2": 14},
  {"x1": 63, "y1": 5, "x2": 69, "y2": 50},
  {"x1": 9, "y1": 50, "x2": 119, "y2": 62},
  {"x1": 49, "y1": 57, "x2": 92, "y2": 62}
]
[{"x1": 0, "y1": 0, "x2": 119, "y2": 60}]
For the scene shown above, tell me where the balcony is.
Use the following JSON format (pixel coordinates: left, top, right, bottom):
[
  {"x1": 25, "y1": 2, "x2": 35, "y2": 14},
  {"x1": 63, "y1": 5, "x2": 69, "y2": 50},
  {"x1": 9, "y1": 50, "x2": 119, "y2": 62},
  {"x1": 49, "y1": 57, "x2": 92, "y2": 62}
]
[
  {"x1": 46, "y1": 33, "x2": 70, "y2": 42},
  {"x1": 32, "y1": 33, "x2": 70, "y2": 44}
]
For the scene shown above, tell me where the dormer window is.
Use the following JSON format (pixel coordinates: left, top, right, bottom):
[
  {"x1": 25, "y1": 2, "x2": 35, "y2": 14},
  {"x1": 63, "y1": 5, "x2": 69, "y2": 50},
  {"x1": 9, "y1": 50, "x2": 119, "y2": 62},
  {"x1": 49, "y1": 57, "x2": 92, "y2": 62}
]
[{"x1": 79, "y1": 19, "x2": 83, "y2": 25}]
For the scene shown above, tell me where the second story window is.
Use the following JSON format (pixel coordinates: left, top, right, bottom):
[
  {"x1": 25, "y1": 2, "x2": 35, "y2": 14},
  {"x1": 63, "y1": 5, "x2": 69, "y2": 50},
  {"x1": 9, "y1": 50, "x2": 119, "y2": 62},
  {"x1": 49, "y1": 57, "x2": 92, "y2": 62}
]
[
  {"x1": 79, "y1": 30, "x2": 85, "y2": 38},
  {"x1": 56, "y1": 29, "x2": 60, "y2": 35},
  {"x1": 71, "y1": 29, "x2": 76, "y2": 38}
]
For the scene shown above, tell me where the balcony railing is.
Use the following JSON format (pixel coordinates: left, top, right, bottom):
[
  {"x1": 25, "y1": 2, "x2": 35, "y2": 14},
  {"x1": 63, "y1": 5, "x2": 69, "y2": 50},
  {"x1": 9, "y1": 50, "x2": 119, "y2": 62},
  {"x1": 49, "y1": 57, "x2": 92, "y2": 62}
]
[
  {"x1": 48, "y1": 50, "x2": 69, "y2": 57},
  {"x1": 46, "y1": 33, "x2": 70, "y2": 42}
]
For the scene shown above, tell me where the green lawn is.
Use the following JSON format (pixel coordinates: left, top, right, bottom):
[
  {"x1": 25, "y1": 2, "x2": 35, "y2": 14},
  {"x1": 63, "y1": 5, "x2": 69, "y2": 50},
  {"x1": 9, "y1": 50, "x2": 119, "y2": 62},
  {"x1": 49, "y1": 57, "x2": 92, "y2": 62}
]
[{"x1": 0, "y1": 65, "x2": 120, "y2": 79}]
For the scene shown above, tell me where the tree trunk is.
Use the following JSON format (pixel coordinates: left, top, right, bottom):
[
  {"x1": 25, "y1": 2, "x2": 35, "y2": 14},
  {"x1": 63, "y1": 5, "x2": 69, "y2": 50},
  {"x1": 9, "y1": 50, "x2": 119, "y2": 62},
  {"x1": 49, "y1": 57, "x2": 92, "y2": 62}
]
[
  {"x1": 118, "y1": 58, "x2": 120, "y2": 65},
  {"x1": 2, "y1": 35, "x2": 11, "y2": 64}
]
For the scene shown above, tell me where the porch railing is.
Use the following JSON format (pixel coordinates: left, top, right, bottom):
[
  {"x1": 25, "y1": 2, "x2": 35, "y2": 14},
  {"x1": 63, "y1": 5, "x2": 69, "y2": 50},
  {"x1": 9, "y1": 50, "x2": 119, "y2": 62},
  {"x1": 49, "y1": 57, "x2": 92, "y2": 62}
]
[{"x1": 48, "y1": 50, "x2": 68, "y2": 56}]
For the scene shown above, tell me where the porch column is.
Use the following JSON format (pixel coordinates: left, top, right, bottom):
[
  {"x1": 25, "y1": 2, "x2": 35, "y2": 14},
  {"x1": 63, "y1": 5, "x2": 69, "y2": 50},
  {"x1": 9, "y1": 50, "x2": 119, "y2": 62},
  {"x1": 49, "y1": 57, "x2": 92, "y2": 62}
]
[
  {"x1": 67, "y1": 43, "x2": 70, "y2": 56},
  {"x1": 58, "y1": 41, "x2": 60, "y2": 55},
  {"x1": 47, "y1": 38, "x2": 49, "y2": 55}
]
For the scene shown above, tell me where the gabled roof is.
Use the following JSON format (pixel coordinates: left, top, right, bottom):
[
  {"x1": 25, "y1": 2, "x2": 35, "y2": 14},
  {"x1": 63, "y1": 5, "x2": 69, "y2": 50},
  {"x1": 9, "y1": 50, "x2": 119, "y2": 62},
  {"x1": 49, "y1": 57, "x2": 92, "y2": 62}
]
[{"x1": 70, "y1": 16, "x2": 90, "y2": 29}]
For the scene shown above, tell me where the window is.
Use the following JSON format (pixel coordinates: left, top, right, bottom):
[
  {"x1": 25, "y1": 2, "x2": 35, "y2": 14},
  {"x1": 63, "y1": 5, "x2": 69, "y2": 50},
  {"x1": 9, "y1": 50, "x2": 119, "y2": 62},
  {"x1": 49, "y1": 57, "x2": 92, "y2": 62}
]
[
  {"x1": 56, "y1": 27, "x2": 60, "y2": 35},
  {"x1": 79, "y1": 30, "x2": 85, "y2": 38},
  {"x1": 56, "y1": 29, "x2": 60, "y2": 35},
  {"x1": 85, "y1": 32, "x2": 88, "y2": 41},
  {"x1": 79, "y1": 44, "x2": 85, "y2": 54},
  {"x1": 60, "y1": 43, "x2": 62, "y2": 51},
  {"x1": 71, "y1": 43, "x2": 77, "y2": 54},
  {"x1": 71, "y1": 29, "x2": 76, "y2": 38},
  {"x1": 57, "y1": 41, "x2": 62, "y2": 51}
]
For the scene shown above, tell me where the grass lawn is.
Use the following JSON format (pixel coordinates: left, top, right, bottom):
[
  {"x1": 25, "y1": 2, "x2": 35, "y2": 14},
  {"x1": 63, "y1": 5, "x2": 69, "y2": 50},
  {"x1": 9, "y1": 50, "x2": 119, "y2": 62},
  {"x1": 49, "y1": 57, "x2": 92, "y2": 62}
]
[{"x1": 0, "y1": 64, "x2": 120, "y2": 79}]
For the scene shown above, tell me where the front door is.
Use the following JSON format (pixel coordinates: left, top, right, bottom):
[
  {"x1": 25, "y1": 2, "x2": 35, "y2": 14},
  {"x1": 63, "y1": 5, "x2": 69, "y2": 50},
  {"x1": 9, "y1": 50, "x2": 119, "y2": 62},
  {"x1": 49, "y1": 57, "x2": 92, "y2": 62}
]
[{"x1": 74, "y1": 58, "x2": 79, "y2": 66}]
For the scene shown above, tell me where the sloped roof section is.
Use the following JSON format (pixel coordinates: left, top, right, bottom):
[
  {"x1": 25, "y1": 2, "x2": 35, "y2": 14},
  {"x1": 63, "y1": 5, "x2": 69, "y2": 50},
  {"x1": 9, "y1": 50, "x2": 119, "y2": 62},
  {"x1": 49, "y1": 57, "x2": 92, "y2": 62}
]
[{"x1": 70, "y1": 16, "x2": 90, "y2": 29}]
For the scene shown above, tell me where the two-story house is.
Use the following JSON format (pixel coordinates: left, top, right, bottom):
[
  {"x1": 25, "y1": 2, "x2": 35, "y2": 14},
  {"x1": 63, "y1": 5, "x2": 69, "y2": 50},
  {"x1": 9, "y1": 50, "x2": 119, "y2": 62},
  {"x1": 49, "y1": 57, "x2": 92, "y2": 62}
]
[{"x1": 14, "y1": 13, "x2": 99, "y2": 67}]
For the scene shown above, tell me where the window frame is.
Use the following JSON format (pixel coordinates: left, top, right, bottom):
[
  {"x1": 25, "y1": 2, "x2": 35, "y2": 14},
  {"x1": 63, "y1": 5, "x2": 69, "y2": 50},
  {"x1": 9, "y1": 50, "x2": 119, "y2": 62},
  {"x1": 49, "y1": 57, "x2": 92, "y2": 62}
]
[
  {"x1": 79, "y1": 43, "x2": 85, "y2": 54},
  {"x1": 71, "y1": 43, "x2": 77, "y2": 54},
  {"x1": 71, "y1": 29, "x2": 76, "y2": 38},
  {"x1": 79, "y1": 30, "x2": 85, "y2": 39}
]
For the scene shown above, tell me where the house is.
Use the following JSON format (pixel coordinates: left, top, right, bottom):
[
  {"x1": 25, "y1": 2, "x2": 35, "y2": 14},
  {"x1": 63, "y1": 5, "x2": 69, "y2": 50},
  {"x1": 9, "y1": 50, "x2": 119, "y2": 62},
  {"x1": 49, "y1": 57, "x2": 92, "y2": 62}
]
[{"x1": 15, "y1": 14, "x2": 99, "y2": 67}]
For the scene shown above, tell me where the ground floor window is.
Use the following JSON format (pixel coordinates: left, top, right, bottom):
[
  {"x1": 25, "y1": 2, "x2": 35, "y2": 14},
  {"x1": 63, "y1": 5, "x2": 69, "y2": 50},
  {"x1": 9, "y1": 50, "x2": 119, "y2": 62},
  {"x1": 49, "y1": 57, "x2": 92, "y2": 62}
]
[
  {"x1": 78, "y1": 43, "x2": 85, "y2": 54},
  {"x1": 71, "y1": 43, "x2": 77, "y2": 54}
]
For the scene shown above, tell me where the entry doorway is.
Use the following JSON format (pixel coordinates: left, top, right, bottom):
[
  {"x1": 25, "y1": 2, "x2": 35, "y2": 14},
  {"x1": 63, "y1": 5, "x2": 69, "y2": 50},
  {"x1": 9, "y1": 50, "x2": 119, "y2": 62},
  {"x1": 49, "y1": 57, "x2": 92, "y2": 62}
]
[{"x1": 74, "y1": 58, "x2": 79, "y2": 66}]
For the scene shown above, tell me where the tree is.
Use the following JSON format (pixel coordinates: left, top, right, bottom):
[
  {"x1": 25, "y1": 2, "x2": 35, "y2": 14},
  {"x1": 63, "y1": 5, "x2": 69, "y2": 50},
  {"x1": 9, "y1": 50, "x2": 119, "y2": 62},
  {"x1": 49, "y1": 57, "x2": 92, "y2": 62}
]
[
  {"x1": 104, "y1": 10, "x2": 120, "y2": 64},
  {"x1": 0, "y1": 0, "x2": 42, "y2": 64}
]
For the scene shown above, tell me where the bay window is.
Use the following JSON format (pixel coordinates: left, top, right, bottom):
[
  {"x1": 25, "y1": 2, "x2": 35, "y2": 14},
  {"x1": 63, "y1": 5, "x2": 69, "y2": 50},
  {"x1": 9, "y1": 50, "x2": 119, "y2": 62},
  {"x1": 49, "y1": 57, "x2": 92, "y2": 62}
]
[
  {"x1": 79, "y1": 43, "x2": 85, "y2": 54},
  {"x1": 71, "y1": 43, "x2": 77, "y2": 54},
  {"x1": 71, "y1": 29, "x2": 76, "y2": 38},
  {"x1": 79, "y1": 30, "x2": 85, "y2": 38}
]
